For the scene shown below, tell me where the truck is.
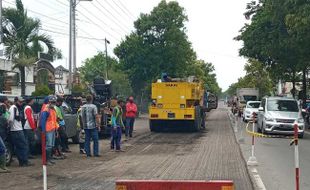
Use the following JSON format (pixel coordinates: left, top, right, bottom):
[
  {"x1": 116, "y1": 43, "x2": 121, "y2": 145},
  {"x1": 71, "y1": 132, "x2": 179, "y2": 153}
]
[
  {"x1": 149, "y1": 77, "x2": 207, "y2": 132},
  {"x1": 236, "y1": 88, "x2": 259, "y2": 116}
]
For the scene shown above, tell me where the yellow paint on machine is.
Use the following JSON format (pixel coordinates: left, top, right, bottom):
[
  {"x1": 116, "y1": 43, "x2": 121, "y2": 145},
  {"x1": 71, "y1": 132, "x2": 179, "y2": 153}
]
[{"x1": 149, "y1": 81, "x2": 205, "y2": 121}]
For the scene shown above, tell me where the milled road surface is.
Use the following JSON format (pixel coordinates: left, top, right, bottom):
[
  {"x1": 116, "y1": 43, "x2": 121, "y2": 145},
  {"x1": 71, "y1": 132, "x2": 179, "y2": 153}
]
[
  {"x1": 234, "y1": 113, "x2": 310, "y2": 190},
  {"x1": 0, "y1": 106, "x2": 252, "y2": 190}
]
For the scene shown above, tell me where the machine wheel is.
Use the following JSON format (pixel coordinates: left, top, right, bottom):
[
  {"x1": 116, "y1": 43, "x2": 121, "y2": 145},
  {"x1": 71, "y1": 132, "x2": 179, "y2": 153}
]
[
  {"x1": 4, "y1": 141, "x2": 12, "y2": 166},
  {"x1": 261, "y1": 123, "x2": 266, "y2": 134},
  {"x1": 192, "y1": 107, "x2": 201, "y2": 132},
  {"x1": 201, "y1": 112, "x2": 206, "y2": 129},
  {"x1": 150, "y1": 120, "x2": 154, "y2": 132},
  {"x1": 298, "y1": 133, "x2": 304, "y2": 139},
  {"x1": 71, "y1": 132, "x2": 80, "y2": 144}
]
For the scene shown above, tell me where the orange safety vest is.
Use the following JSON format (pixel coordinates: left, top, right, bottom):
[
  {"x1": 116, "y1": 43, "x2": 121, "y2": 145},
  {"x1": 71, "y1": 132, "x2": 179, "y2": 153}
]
[{"x1": 44, "y1": 106, "x2": 59, "y2": 132}]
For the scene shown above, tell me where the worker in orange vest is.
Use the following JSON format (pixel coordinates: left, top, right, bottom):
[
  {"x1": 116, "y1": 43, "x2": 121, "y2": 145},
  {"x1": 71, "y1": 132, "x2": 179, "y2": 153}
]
[{"x1": 40, "y1": 96, "x2": 59, "y2": 165}]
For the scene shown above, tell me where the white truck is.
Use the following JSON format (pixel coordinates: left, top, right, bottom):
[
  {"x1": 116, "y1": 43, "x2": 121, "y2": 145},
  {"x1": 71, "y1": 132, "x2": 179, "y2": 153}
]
[{"x1": 236, "y1": 88, "x2": 259, "y2": 116}]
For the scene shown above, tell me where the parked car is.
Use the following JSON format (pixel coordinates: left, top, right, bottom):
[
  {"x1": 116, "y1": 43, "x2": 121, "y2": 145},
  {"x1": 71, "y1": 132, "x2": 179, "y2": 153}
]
[
  {"x1": 257, "y1": 97, "x2": 304, "y2": 138},
  {"x1": 242, "y1": 101, "x2": 261, "y2": 122},
  {"x1": 27, "y1": 96, "x2": 79, "y2": 143}
]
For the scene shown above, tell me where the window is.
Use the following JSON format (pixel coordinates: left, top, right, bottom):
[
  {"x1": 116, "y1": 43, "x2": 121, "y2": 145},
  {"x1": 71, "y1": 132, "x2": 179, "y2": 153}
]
[
  {"x1": 267, "y1": 100, "x2": 299, "y2": 112},
  {"x1": 247, "y1": 102, "x2": 260, "y2": 108}
]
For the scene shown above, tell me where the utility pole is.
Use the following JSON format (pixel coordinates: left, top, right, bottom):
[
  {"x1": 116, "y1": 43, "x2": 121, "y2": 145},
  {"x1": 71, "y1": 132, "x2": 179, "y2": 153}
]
[
  {"x1": 72, "y1": 0, "x2": 77, "y2": 75},
  {"x1": 104, "y1": 38, "x2": 110, "y2": 80},
  {"x1": 68, "y1": 0, "x2": 73, "y2": 93},
  {"x1": 0, "y1": 0, "x2": 2, "y2": 44},
  {"x1": 68, "y1": 0, "x2": 92, "y2": 93}
]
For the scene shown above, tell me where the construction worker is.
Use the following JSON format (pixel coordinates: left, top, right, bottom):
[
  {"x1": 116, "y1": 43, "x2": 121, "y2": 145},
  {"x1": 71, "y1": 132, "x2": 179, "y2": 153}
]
[
  {"x1": 9, "y1": 97, "x2": 32, "y2": 167},
  {"x1": 0, "y1": 104, "x2": 10, "y2": 173},
  {"x1": 77, "y1": 100, "x2": 86, "y2": 154},
  {"x1": 125, "y1": 96, "x2": 138, "y2": 138},
  {"x1": 56, "y1": 97, "x2": 70, "y2": 153},
  {"x1": 23, "y1": 97, "x2": 37, "y2": 159},
  {"x1": 111, "y1": 99, "x2": 125, "y2": 152},
  {"x1": 40, "y1": 96, "x2": 59, "y2": 165},
  {"x1": 81, "y1": 95, "x2": 101, "y2": 157}
]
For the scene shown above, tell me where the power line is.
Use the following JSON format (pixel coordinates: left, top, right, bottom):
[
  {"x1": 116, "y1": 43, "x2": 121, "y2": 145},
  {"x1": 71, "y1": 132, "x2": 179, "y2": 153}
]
[
  {"x1": 112, "y1": 0, "x2": 136, "y2": 20},
  {"x1": 77, "y1": 5, "x2": 121, "y2": 41},
  {"x1": 102, "y1": 0, "x2": 133, "y2": 24},
  {"x1": 94, "y1": 0, "x2": 131, "y2": 33}
]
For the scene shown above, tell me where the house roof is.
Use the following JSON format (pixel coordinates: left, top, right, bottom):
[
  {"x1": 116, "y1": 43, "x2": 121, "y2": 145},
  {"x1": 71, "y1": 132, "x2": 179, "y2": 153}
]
[{"x1": 55, "y1": 65, "x2": 69, "y2": 73}]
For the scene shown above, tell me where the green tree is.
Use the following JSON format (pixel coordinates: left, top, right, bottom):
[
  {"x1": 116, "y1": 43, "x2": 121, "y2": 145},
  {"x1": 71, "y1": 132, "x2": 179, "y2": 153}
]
[
  {"x1": 225, "y1": 59, "x2": 273, "y2": 98},
  {"x1": 114, "y1": 0, "x2": 196, "y2": 96},
  {"x1": 237, "y1": 0, "x2": 310, "y2": 99},
  {"x1": 2, "y1": 0, "x2": 60, "y2": 95},
  {"x1": 188, "y1": 60, "x2": 221, "y2": 95},
  {"x1": 32, "y1": 85, "x2": 53, "y2": 96},
  {"x1": 79, "y1": 52, "x2": 133, "y2": 98}
]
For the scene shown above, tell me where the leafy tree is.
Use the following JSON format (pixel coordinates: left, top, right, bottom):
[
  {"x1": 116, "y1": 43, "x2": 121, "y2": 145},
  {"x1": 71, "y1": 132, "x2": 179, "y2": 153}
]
[
  {"x1": 225, "y1": 59, "x2": 273, "y2": 98},
  {"x1": 79, "y1": 52, "x2": 133, "y2": 98},
  {"x1": 114, "y1": 0, "x2": 196, "y2": 95},
  {"x1": 187, "y1": 60, "x2": 221, "y2": 95},
  {"x1": 237, "y1": 0, "x2": 310, "y2": 99},
  {"x1": 2, "y1": 0, "x2": 61, "y2": 95},
  {"x1": 32, "y1": 85, "x2": 53, "y2": 96}
]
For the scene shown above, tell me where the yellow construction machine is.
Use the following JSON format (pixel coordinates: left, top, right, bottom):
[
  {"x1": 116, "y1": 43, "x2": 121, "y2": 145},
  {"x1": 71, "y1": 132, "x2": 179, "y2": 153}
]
[{"x1": 149, "y1": 77, "x2": 207, "y2": 132}]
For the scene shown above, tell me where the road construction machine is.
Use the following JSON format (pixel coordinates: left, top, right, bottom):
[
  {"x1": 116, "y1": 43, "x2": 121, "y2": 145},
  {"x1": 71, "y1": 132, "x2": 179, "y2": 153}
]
[{"x1": 149, "y1": 77, "x2": 207, "y2": 132}]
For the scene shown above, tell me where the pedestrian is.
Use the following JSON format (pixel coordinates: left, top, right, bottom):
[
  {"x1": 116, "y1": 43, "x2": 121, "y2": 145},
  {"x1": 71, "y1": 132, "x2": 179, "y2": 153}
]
[
  {"x1": 8, "y1": 97, "x2": 32, "y2": 167},
  {"x1": 125, "y1": 96, "x2": 137, "y2": 138},
  {"x1": 40, "y1": 96, "x2": 59, "y2": 165},
  {"x1": 56, "y1": 97, "x2": 70, "y2": 153},
  {"x1": 23, "y1": 97, "x2": 37, "y2": 159},
  {"x1": 77, "y1": 100, "x2": 86, "y2": 154},
  {"x1": 81, "y1": 95, "x2": 101, "y2": 157},
  {"x1": 0, "y1": 104, "x2": 10, "y2": 173},
  {"x1": 111, "y1": 99, "x2": 125, "y2": 152}
]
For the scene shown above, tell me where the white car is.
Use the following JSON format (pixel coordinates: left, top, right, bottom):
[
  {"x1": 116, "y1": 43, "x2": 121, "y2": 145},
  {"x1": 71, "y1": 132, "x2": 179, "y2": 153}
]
[{"x1": 242, "y1": 101, "x2": 261, "y2": 122}]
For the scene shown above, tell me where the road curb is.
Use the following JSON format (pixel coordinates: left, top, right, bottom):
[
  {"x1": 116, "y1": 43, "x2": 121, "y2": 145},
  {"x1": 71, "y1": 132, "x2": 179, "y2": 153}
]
[{"x1": 227, "y1": 111, "x2": 266, "y2": 190}]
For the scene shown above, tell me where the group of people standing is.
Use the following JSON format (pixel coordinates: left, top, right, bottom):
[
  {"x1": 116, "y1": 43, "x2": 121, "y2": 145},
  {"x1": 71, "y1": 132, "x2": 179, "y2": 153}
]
[
  {"x1": 0, "y1": 94, "x2": 138, "y2": 173},
  {"x1": 79, "y1": 95, "x2": 137, "y2": 156}
]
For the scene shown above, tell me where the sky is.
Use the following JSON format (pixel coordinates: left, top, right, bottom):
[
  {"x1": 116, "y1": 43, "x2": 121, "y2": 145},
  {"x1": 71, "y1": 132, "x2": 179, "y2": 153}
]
[{"x1": 3, "y1": 0, "x2": 249, "y2": 91}]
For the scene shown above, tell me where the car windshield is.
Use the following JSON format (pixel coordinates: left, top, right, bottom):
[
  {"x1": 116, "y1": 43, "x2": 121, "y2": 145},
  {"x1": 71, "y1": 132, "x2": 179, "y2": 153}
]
[
  {"x1": 267, "y1": 100, "x2": 299, "y2": 112},
  {"x1": 247, "y1": 102, "x2": 260, "y2": 108}
]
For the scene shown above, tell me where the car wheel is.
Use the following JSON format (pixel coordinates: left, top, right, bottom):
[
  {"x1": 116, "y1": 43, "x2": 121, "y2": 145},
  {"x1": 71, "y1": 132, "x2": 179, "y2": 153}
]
[
  {"x1": 298, "y1": 133, "x2": 304, "y2": 139},
  {"x1": 261, "y1": 123, "x2": 266, "y2": 134},
  {"x1": 256, "y1": 123, "x2": 262, "y2": 133}
]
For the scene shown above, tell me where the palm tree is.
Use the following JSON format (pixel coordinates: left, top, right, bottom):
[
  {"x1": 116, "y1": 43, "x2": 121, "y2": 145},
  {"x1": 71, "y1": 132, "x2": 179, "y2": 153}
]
[{"x1": 2, "y1": 0, "x2": 61, "y2": 95}]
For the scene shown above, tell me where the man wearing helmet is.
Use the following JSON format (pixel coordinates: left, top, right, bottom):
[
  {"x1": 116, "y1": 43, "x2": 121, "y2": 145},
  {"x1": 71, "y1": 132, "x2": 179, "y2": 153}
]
[{"x1": 40, "y1": 96, "x2": 59, "y2": 165}]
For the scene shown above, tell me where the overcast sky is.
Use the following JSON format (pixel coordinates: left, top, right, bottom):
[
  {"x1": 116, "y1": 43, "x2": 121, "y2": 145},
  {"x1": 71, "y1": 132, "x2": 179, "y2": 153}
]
[{"x1": 3, "y1": 0, "x2": 249, "y2": 91}]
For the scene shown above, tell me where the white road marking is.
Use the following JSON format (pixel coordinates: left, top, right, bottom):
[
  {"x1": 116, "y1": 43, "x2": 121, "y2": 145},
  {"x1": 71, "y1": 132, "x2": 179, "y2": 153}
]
[
  {"x1": 251, "y1": 168, "x2": 267, "y2": 190},
  {"x1": 137, "y1": 143, "x2": 153, "y2": 154}
]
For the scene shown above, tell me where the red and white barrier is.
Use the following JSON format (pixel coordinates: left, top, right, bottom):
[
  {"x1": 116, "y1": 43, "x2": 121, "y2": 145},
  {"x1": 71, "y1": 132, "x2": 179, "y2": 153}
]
[
  {"x1": 115, "y1": 180, "x2": 234, "y2": 190},
  {"x1": 41, "y1": 131, "x2": 47, "y2": 190},
  {"x1": 247, "y1": 113, "x2": 258, "y2": 166},
  {"x1": 293, "y1": 123, "x2": 299, "y2": 190}
]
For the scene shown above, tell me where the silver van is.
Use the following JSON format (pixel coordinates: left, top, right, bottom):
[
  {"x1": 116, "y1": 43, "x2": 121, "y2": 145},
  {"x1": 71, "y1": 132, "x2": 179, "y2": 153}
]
[{"x1": 257, "y1": 97, "x2": 304, "y2": 138}]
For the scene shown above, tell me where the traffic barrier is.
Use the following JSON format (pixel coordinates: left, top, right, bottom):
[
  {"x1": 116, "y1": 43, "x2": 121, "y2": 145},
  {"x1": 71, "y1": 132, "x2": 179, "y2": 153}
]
[
  {"x1": 245, "y1": 122, "x2": 294, "y2": 139},
  {"x1": 290, "y1": 123, "x2": 300, "y2": 190},
  {"x1": 115, "y1": 180, "x2": 234, "y2": 190},
  {"x1": 247, "y1": 113, "x2": 258, "y2": 166}
]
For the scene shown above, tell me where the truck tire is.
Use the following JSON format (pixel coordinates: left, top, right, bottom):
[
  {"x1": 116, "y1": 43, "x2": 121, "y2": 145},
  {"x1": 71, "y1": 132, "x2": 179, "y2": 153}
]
[
  {"x1": 150, "y1": 120, "x2": 155, "y2": 132},
  {"x1": 201, "y1": 112, "x2": 206, "y2": 129},
  {"x1": 192, "y1": 106, "x2": 201, "y2": 132}
]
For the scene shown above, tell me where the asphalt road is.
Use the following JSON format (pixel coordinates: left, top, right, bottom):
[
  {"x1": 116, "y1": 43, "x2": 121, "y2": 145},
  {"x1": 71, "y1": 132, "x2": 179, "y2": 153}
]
[
  {"x1": 233, "y1": 111, "x2": 310, "y2": 190},
  {"x1": 0, "y1": 104, "x2": 253, "y2": 190}
]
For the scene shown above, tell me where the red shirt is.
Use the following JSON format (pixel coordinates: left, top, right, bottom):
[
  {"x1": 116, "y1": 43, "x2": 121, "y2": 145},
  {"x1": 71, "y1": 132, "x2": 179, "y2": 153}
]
[{"x1": 126, "y1": 102, "x2": 137, "y2": 118}]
